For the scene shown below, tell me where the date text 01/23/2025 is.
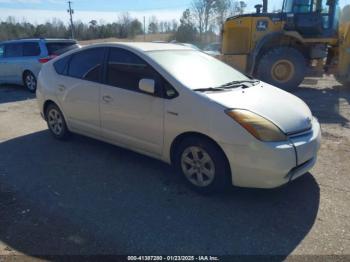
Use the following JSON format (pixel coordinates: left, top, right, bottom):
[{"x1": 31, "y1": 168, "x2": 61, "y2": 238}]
[{"x1": 127, "y1": 256, "x2": 220, "y2": 261}]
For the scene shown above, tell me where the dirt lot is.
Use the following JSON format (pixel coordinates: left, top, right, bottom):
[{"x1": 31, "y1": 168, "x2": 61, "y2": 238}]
[{"x1": 0, "y1": 76, "x2": 349, "y2": 259}]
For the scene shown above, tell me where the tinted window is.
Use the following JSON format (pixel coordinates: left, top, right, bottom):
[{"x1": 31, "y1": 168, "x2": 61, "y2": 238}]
[
  {"x1": 107, "y1": 48, "x2": 159, "y2": 93},
  {"x1": 22, "y1": 42, "x2": 41, "y2": 56},
  {"x1": 68, "y1": 48, "x2": 105, "y2": 82},
  {"x1": 54, "y1": 55, "x2": 70, "y2": 75},
  {"x1": 0, "y1": 45, "x2": 4, "y2": 58},
  {"x1": 46, "y1": 42, "x2": 76, "y2": 55},
  {"x1": 5, "y1": 43, "x2": 22, "y2": 57},
  {"x1": 54, "y1": 44, "x2": 79, "y2": 56}
]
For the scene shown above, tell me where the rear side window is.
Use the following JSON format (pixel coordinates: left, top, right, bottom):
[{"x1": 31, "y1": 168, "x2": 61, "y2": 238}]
[
  {"x1": 54, "y1": 55, "x2": 70, "y2": 75},
  {"x1": 5, "y1": 43, "x2": 22, "y2": 57},
  {"x1": 22, "y1": 42, "x2": 41, "y2": 56},
  {"x1": 67, "y1": 48, "x2": 105, "y2": 82},
  {"x1": 46, "y1": 42, "x2": 76, "y2": 55}
]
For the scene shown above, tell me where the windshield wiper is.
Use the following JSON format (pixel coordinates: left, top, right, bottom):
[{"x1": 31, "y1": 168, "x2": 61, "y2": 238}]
[
  {"x1": 193, "y1": 87, "x2": 226, "y2": 92},
  {"x1": 193, "y1": 79, "x2": 260, "y2": 92},
  {"x1": 219, "y1": 80, "x2": 260, "y2": 88}
]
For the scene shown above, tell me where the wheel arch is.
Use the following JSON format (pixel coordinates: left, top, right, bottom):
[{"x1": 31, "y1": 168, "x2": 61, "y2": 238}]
[
  {"x1": 248, "y1": 32, "x2": 307, "y2": 75},
  {"x1": 43, "y1": 100, "x2": 62, "y2": 120},
  {"x1": 22, "y1": 69, "x2": 34, "y2": 83},
  {"x1": 169, "y1": 131, "x2": 231, "y2": 173}
]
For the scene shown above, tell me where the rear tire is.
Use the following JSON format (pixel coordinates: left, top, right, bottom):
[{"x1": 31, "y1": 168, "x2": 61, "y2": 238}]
[
  {"x1": 256, "y1": 47, "x2": 306, "y2": 92},
  {"x1": 45, "y1": 104, "x2": 70, "y2": 140},
  {"x1": 23, "y1": 71, "x2": 37, "y2": 93},
  {"x1": 174, "y1": 137, "x2": 231, "y2": 194}
]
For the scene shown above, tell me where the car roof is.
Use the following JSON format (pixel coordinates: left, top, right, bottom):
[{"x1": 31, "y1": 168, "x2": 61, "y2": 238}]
[{"x1": 85, "y1": 42, "x2": 194, "y2": 52}]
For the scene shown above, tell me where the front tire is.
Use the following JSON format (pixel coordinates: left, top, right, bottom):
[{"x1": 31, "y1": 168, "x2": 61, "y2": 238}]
[
  {"x1": 23, "y1": 71, "x2": 37, "y2": 93},
  {"x1": 256, "y1": 47, "x2": 306, "y2": 92},
  {"x1": 45, "y1": 104, "x2": 70, "y2": 140},
  {"x1": 174, "y1": 137, "x2": 231, "y2": 194}
]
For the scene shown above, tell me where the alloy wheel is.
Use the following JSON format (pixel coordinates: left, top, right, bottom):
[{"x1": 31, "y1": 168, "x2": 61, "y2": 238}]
[
  {"x1": 181, "y1": 146, "x2": 216, "y2": 187},
  {"x1": 47, "y1": 108, "x2": 64, "y2": 136},
  {"x1": 25, "y1": 73, "x2": 36, "y2": 91}
]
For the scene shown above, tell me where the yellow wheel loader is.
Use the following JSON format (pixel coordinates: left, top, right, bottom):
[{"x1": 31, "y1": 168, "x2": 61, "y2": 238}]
[{"x1": 219, "y1": 0, "x2": 350, "y2": 91}]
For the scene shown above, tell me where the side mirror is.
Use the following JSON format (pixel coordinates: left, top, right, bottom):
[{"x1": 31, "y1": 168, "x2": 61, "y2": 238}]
[{"x1": 139, "y1": 79, "x2": 155, "y2": 94}]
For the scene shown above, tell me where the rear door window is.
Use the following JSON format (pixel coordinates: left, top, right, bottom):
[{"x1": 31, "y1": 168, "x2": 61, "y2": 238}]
[
  {"x1": 54, "y1": 55, "x2": 71, "y2": 75},
  {"x1": 67, "y1": 47, "x2": 105, "y2": 82},
  {"x1": 22, "y1": 42, "x2": 41, "y2": 57},
  {"x1": 46, "y1": 42, "x2": 76, "y2": 55},
  {"x1": 5, "y1": 43, "x2": 23, "y2": 58}
]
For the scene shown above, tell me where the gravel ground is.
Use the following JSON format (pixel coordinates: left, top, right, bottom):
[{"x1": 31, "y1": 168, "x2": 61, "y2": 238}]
[{"x1": 0, "y1": 77, "x2": 349, "y2": 259}]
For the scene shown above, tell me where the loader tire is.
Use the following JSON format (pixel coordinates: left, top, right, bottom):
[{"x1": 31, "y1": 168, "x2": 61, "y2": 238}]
[{"x1": 256, "y1": 47, "x2": 306, "y2": 92}]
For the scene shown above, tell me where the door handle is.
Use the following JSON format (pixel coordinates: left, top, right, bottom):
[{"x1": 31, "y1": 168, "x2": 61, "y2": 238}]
[
  {"x1": 102, "y1": 95, "x2": 113, "y2": 103},
  {"x1": 58, "y1": 84, "x2": 66, "y2": 92}
]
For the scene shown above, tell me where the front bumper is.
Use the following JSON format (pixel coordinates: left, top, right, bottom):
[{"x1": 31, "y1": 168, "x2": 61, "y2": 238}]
[{"x1": 221, "y1": 118, "x2": 321, "y2": 189}]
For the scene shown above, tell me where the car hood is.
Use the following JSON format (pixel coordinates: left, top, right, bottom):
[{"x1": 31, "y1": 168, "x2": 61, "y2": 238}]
[
  {"x1": 204, "y1": 50, "x2": 221, "y2": 56},
  {"x1": 204, "y1": 82, "x2": 313, "y2": 134}
]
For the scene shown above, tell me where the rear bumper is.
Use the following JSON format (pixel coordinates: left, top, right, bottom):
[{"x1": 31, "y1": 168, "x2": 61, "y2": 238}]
[
  {"x1": 36, "y1": 81, "x2": 46, "y2": 120},
  {"x1": 220, "y1": 118, "x2": 321, "y2": 189}
]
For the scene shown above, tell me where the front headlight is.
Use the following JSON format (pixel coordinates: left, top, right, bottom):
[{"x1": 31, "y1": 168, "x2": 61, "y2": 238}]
[{"x1": 225, "y1": 109, "x2": 287, "y2": 142}]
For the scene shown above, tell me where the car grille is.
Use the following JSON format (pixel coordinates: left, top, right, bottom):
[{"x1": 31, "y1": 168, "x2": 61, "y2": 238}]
[{"x1": 287, "y1": 127, "x2": 313, "y2": 139}]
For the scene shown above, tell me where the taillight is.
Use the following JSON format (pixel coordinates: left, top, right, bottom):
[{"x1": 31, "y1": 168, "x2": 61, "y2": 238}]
[{"x1": 39, "y1": 55, "x2": 57, "y2": 64}]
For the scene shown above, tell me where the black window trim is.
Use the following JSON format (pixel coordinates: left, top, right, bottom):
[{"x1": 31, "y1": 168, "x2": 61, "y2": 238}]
[{"x1": 108, "y1": 61, "x2": 148, "y2": 68}]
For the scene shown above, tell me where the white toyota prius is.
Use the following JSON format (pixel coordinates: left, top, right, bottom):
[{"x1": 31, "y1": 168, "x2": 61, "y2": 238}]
[{"x1": 36, "y1": 43, "x2": 321, "y2": 193}]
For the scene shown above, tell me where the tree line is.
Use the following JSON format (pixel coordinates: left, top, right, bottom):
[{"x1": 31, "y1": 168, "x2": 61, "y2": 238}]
[
  {"x1": 0, "y1": 0, "x2": 247, "y2": 43},
  {"x1": 174, "y1": 0, "x2": 247, "y2": 43}
]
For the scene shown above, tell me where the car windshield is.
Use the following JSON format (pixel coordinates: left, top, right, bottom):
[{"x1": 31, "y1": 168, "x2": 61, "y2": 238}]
[{"x1": 147, "y1": 50, "x2": 249, "y2": 90}]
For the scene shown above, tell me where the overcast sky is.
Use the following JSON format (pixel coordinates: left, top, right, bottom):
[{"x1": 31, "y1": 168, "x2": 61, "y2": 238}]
[{"x1": 0, "y1": 0, "x2": 348, "y2": 24}]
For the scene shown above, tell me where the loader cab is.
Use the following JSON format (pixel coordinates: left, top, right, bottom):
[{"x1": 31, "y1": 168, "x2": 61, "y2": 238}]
[{"x1": 283, "y1": 0, "x2": 339, "y2": 37}]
